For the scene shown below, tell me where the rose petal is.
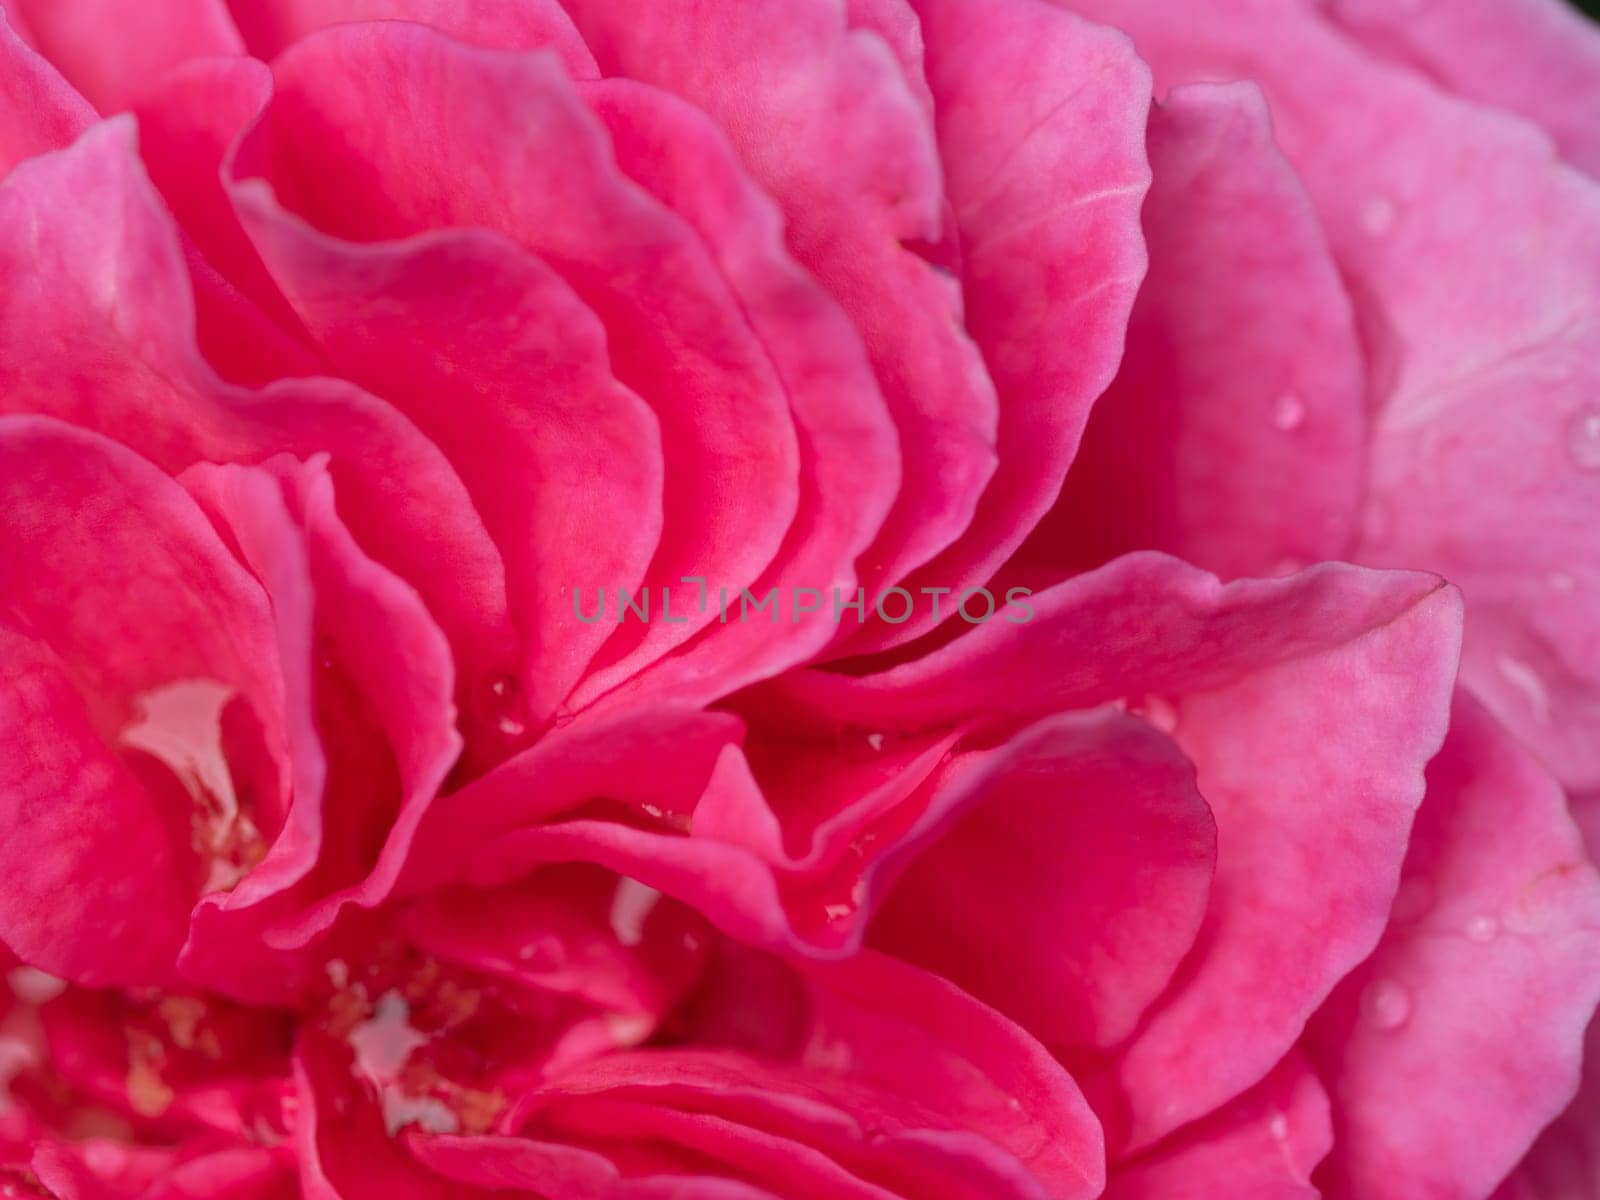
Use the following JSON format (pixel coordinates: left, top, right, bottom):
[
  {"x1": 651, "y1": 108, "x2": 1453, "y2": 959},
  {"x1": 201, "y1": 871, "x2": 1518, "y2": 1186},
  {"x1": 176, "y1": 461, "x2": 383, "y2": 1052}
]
[
  {"x1": 240, "y1": 22, "x2": 802, "y2": 701},
  {"x1": 1042, "y1": 81, "x2": 1366, "y2": 579},
  {"x1": 561, "y1": 0, "x2": 1001, "y2": 591},
  {"x1": 862, "y1": 0, "x2": 1150, "y2": 648},
  {"x1": 4, "y1": 0, "x2": 242, "y2": 113},
  {"x1": 0, "y1": 8, "x2": 92, "y2": 177},
  {"x1": 0, "y1": 118, "x2": 518, "y2": 753},
  {"x1": 1103, "y1": 1053, "x2": 1330, "y2": 1200},
  {"x1": 0, "y1": 418, "x2": 284, "y2": 986},
  {"x1": 1327, "y1": 0, "x2": 1600, "y2": 177},
  {"x1": 872, "y1": 708, "x2": 1216, "y2": 1052},
  {"x1": 1058, "y1": 0, "x2": 1600, "y2": 790},
  {"x1": 572, "y1": 79, "x2": 899, "y2": 708},
  {"x1": 226, "y1": 0, "x2": 597, "y2": 75},
  {"x1": 1304, "y1": 694, "x2": 1600, "y2": 1199},
  {"x1": 231, "y1": 187, "x2": 664, "y2": 720}
]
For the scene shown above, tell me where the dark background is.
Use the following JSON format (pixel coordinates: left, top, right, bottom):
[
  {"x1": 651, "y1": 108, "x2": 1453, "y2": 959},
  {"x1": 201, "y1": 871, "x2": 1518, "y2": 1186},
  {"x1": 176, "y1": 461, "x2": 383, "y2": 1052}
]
[{"x1": 1578, "y1": 0, "x2": 1599, "y2": 21}]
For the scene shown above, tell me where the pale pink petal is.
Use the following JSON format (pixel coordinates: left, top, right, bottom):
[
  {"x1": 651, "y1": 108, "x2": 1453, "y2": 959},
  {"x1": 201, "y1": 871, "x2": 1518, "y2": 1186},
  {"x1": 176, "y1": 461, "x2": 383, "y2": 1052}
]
[
  {"x1": 1327, "y1": 0, "x2": 1600, "y2": 177},
  {"x1": 1059, "y1": 0, "x2": 1600, "y2": 790}
]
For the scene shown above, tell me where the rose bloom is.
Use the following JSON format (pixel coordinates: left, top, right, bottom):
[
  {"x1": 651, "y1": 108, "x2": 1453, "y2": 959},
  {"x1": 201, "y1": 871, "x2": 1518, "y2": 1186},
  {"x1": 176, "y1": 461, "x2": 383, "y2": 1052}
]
[{"x1": 2, "y1": 0, "x2": 1599, "y2": 1197}]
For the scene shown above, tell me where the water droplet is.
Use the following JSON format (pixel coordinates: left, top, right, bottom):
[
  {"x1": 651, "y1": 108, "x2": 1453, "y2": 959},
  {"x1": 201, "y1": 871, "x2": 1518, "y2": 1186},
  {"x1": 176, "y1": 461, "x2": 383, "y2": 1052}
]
[
  {"x1": 1360, "y1": 197, "x2": 1398, "y2": 237},
  {"x1": 1550, "y1": 571, "x2": 1578, "y2": 594},
  {"x1": 1361, "y1": 978, "x2": 1412, "y2": 1031},
  {"x1": 1390, "y1": 878, "x2": 1434, "y2": 924},
  {"x1": 1465, "y1": 914, "x2": 1499, "y2": 943},
  {"x1": 1272, "y1": 392, "x2": 1307, "y2": 432},
  {"x1": 1268, "y1": 1113, "x2": 1290, "y2": 1142},
  {"x1": 481, "y1": 674, "x2": 527, "y2": 738},
  {"x1": 865, "y1": 732, "x2": 886, "y2": 752},
  {"x1": 1565, "y1": 408, "x2": 1600, "y2": 471},
  {"x1": 1495, "y1": 653, "x2": 1552, "y2": 724},
  {"x1": 609, "y1": 879, "x2": 662, "y2": 948}
]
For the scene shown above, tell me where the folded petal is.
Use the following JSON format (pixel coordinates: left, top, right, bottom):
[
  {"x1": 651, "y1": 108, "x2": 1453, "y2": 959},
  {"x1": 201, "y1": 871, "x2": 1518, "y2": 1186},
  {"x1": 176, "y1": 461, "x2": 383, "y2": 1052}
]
[
  {"x1": 232, "y1": 189, "x2": 664, "y2": 721},
  {"x1": 4, "y1": 0, "x2": 242, "y2": 112},
  {"x1": 0, "y1": 9, "x2": 92, "y2": 177},
  {"x1": 864, "y1": 0, "x2": 1150, "y2": 648},
  {"x1": 0, "y1": 119, "x2": 517, "y2": 755},
  {"x1": 562, "y1": 0, "x2": 1000, "y2": 591},
  {"x1": 226, "y1": 0, "x2": 597, "y2": 74},
  {"x1": 1103, "y1": 1053, "x2": 1330, "y2": 1200},
  {"x1": 1058, "y1": 0, "x2": 1600, "y2": 790},
  {"x1": 1044, "y1": 81, "x2": 1366, "y2": 579},
  {"x1": 0, "y1": 419, "x2": 284, "y2": 986},
  {"x1": 871, "y1": 709, "x2": 1216, "y2": 1053},
  {"x1": 240, "y1": 22, "x2": 802, "y2": 701}
]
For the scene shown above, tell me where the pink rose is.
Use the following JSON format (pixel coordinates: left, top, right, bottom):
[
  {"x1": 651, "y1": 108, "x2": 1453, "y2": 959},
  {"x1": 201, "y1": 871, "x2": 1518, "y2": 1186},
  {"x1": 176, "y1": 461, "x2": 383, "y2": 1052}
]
[{"x1": 1, "y1": 0, "x2": 1598, "y2": 1197}]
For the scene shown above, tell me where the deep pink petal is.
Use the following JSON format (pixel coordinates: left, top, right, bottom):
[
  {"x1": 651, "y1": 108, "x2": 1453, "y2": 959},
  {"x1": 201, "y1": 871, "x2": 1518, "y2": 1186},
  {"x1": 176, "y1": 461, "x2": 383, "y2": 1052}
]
[
  {"x1": 561, "y1": 0, "x2": 1000, "y2": 591},
  {"x1": 1327, "y1": 0, "x2": 1600, "y2": 177},
  {"x1": 0, "y1": 119, "x2": 518, "y2": 755},
  {"x1": 0, "y1": 9, "x2": 92, "y2": 177},
  {"x1": 862, "y1": 0, "x2": 1150, "y2": 648},
  {"x1": 1304, "y1": 694, "x2": 1600, "y2": 1199},
  {"x1": 1043, "y1": 81, "x2": 1366, "y2": 580},
  {"x1": 4, "y1": 0, "x2": 242, "y2": 113},
  {"x1": 0, "y1": 419, "x2": 284, "y2": 986},
  {"x1": 573, "y1": 79, "x2": 899, "y2": 708},
  {"x1": 126, "y1": 57, "x2": 323, "y2": 386},
  {"x1": 226, "y1": 0, "x2": 596, "y2": 74},
  {"x1": 1104, "y1": 1054, "x2": 1330, "y2": 1200},
  {"x1": 396, "y1": 707, "x2": 743, "y2": 897},
  {"x1": 232, "y1": 186, "x2": 664, "y2": 721},
  {"x1": 872, "y1": 709, "x2": 1216, "y2": 1052},
  {"x1": 239, "y1": 22, "x2": 801, "y2": 701}
]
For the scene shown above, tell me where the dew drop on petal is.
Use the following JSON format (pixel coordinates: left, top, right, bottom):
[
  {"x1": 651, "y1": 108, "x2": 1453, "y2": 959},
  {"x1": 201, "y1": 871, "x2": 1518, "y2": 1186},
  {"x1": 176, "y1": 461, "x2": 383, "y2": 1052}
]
[
  {"x1": 1360, "y1": 196, "x2": 1398, "y2": 237},
  {"x1": 1361, "y1": 978, "x2": 1412, "y2": 1031},
  {"x1": 1272, "y1": 392, "x2": 1306, "y2": 431},
  {"x1": 1465, "y1": 915, "x2": 1499, "y2": 944},
  {"x1": 481, "y1": 673, "x2": 527, "y2": 738},
  {"x1": 1549, "y1": 571, "x2": 1578, "y2": 594},
  {"x1": 1565, "y1": 407, "x2": 1600, "y2": 471}
]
